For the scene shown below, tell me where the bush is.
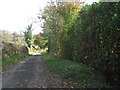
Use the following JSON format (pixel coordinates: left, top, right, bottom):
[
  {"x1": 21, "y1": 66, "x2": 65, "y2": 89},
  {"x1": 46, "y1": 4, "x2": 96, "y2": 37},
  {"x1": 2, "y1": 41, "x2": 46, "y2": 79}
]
[
  {"x1": 67, "y1": 3, "x2": 119, "y2": 87},
  {"x1": 47, "y1": 2, "x2": 119, "y2": 87},
  {"x1": 2, "y1": 42, "x2": 28, "y2": 59}
]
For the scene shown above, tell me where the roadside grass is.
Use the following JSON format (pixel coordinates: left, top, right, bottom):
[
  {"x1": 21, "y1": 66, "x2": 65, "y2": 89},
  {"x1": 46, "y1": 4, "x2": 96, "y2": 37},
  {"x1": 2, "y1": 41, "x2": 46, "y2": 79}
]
[
  {"x1": 2, "y1": 53, "x2": 29, "y2": 69},
  {"x1": 43, "y1": 53, "x2": 111, "y2": 88},
  {"x1": 2, "y1": 50, "x2": 40, "y2": 70},
  {"x1": 41, "y1": 51, "x2": 47, "y2": 55}
]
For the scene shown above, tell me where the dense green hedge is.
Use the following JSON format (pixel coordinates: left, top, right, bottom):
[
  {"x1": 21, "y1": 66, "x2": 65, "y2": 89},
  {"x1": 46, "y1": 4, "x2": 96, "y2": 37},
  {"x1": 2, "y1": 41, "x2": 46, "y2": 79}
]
[
  {"x1": 43, "y1": 2, "x2": 119, "y2": 87},
  {"x1": 65, "y1": 3, "x2": 119, "y2": 86}
]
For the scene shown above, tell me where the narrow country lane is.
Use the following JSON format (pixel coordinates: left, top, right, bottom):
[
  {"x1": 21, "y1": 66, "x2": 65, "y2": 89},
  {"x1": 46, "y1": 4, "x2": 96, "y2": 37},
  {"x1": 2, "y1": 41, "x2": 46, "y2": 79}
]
[{"x1": 2, "y1": 52, "x2": 53, "y2": 88}]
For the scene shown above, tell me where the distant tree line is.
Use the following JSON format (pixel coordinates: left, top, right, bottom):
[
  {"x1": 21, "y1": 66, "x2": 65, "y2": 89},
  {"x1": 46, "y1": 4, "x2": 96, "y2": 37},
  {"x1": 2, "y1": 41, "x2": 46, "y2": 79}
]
[{"x1": 0, "y1": 30, "x2": 26, "y2": 45}]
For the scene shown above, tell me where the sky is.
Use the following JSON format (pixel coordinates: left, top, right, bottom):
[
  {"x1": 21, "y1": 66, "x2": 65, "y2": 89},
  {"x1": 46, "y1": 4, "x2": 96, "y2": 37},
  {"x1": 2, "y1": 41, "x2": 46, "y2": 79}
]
[{"x1": 0, "y1": 0, "x2": 98, "y2": 35}]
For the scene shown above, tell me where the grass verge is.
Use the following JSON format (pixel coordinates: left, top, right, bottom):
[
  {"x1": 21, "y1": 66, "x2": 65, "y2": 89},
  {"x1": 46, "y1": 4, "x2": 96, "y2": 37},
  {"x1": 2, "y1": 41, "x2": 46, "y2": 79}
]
[
  {"x1": 2, "y1": 53, "x2": 29, "y2": 69},
  {"x1": 41, "y1": 51, "x2": 47, "y2": 55},
  {"x1": 43, "y1": 53, "x2": 111, "y2": 88}
]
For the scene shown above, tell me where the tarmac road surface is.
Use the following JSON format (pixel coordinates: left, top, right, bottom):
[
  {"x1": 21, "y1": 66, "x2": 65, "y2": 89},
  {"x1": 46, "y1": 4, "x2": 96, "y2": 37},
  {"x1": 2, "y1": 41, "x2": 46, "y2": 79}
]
[{"x1": 2, "y1": 52, "x2": 53, "y2": 88}]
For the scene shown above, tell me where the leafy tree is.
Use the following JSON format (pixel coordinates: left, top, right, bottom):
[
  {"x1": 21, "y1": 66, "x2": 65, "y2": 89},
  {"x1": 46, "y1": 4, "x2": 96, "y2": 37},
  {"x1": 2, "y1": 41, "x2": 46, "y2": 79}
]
[
  {"x1": 41, "y1": 1, "x2": 82, "y2": 56},
  {"x1": 24, "y1": 24, "x2": 33, "y2": 48},
  {"x1": 34, "y1": 34, "x2": 48, "y2": 49}
]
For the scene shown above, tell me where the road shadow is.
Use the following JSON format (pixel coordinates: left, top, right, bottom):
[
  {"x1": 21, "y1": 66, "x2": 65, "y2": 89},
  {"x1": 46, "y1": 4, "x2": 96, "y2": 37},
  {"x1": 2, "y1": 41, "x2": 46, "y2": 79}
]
[{"x1": 34, "y1": 55, "x2": 43, "y2": 56}]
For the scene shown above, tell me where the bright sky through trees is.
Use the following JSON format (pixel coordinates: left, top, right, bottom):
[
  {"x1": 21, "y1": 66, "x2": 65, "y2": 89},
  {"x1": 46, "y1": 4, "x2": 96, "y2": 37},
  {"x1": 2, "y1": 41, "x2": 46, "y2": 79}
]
[{"x1": 0, "y1": 0, "x2": 98, "y2": 35}]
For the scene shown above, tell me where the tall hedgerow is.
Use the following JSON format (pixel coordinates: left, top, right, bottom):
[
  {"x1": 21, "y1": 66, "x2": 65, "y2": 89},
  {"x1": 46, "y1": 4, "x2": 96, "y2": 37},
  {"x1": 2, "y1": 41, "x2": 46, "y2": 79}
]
[{"x1": 42, "y1": 2, "x2": 119, "y2": 87}]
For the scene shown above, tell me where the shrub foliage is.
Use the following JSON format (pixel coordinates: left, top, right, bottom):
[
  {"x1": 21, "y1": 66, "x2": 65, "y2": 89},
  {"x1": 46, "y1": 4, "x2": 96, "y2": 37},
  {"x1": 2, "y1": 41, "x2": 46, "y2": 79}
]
[{"x1": 42, "y1": 2, "x2": 119, "y2": 87}]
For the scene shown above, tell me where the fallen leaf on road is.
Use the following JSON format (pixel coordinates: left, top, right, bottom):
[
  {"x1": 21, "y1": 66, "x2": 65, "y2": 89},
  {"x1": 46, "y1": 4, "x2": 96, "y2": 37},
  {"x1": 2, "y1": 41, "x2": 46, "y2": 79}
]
[
  {"x1": 25, "y1": 79, "x2": 28, "y2": 82},
  {"x1": 16, "y1": 82, "x2": 19, "y2": 84},
  {"x1": 20, "y1": 84, "x2": 24, "y2": 87},
  {"x1": 42, "y1": 86, "x2": 47, "y2": 88}
]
